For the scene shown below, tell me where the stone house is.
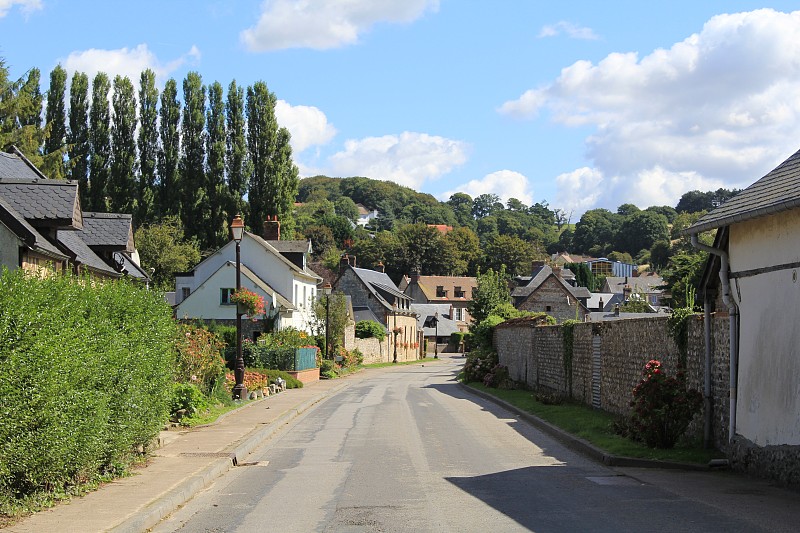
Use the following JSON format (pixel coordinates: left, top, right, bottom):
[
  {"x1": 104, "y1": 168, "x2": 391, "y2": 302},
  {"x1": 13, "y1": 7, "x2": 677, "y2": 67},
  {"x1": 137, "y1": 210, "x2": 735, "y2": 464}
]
[
  {"x1": 336, "y1": 257, "x2": 418, "y2": 362},
  {"x1": 175, "y1": 217, "x2": 321, "y2": 337},
  {"x1": 602, "y1": 271, "x2": 667, "y2": 308},
  {"x1": 512, "y1": 262, "x2": 590, "y2": 322},
  {"x1": 684, "y1": 145, "x2": 800, "y2": 483},
  {"x1": 400, "y1": 273, "x2": 477, "y2": 330}
]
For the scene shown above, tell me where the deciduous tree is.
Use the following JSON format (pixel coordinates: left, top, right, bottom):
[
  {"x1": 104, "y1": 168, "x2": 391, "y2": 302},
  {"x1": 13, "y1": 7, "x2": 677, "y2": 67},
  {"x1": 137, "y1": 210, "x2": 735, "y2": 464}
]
[
  {"x1": 89, "y1": 72, "x2": 111, "y2": 211},
  {"x1": 68, "y1": 72, "x2": 90, "y2": 204},
  {"x1": 109, "y1": 75, "x2": 137, "y2": 213}
]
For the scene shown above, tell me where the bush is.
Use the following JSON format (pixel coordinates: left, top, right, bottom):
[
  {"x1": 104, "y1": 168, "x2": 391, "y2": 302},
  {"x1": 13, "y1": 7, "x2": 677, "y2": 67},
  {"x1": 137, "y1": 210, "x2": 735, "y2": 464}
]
[
  {"x1": 355, "y1": 320, "x2": 387, "y2": 341},
  {"x1": 463, "y1": 347, "x2": 498, "y2": 383},
  {"x1": 174, "y1": 325, "x2": 227, "y2": 394},
  {"x1": 0, "y1": 269, "x2": 175, "y2": 508},
  {"x1": 625, "y1": 360, "x2": 702, "y2": 448},
  {"x1": 449, "y1": 331, "x2": 465, "y2": 350},
  {"x1": 170, "y1": 382, "x2": 209, "y2": 417},
  {"x1": 244, "y1": 342, "x2": 295, "y2": 370}
]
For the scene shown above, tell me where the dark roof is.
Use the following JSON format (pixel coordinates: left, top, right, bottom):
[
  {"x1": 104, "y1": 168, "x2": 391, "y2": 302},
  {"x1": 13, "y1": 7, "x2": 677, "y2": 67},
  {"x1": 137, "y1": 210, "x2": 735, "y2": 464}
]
[
  {"x1": 266, "y1": 239, "x2": 311, "y2": 254},
  {"x1": 350, "y1": 266, "x2": 411, "y2": 309},
  {"x1": 80, "y1": 212, "x2": 133, "y2": 250},
  {"x1": 115, "y1": 252, "x2": 150, "y2": 281},
  {"x1": 0, "y1": 150, "x2": 48, "y2": 180},
  {"x1": 604, "y1": 273, "x2": 664, "y2": 293},
  {"x1": 248, "y1": 233, "x2": 321, "y2": 281},
  {"x1": 0, "y1": 178, "x2": 82, "y2": 229},
  {"x1": 56, "y1": 229, "x2": 120, "y2": 277},
  {"x1": 0, "y1": 195, "x2": 68, "y2": 259},
  {"x1": 511, "y1": 264, "x2": 591, "y2": 300},
  {"x1": 353, "y1": 305, "x2": 385, "y2": 326},
  {"x1": 685, "y1": 147, "x2": 800, "y2": 234},
  {"x1": 411, "y1": 303, "x2": 460, "y2": 336}
]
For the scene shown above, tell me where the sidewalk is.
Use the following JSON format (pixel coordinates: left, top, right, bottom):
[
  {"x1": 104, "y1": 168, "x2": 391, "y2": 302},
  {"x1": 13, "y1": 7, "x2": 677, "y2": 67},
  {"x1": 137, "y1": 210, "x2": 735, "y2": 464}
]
[{"x1": 6, "y1": 377, "x2": 355, "y2": 533}]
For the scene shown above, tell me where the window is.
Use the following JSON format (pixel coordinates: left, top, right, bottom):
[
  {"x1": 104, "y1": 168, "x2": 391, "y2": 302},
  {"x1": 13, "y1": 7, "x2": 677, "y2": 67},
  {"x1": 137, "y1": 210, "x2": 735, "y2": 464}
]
[
  {"x1": 454, "y1": 286, "x2": 465, "y2": 298},
  {"x1": 545, "y1": 305, "x2": 552, "y2": 312},
  {"x1": 454, "y1": 307, "x2": 464, "y2": 321},
  {"x1": 181, "y1": 287, "x2": 190, "y2": 301},
  {"x1": 221, "y1": 288, "x2": 235, "y2": 304},
  {"x1": 436, "y1": 285, "x2": 447, "y2": 297}
]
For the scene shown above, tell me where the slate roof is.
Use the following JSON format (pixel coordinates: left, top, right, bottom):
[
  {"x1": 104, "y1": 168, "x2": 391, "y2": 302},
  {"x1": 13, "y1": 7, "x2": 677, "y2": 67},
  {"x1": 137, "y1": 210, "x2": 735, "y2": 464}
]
[
  {"x1": 684, "y1": 146, "x2": 800, "y2": 234},
  {"x1": 80, "y1": 212, "x2": 134, "y2": 251},
  {"x1": 603, "y1": 273, "x2": 664, "y2": 294},
  {"x1": 353, "y1": 306, "x2": 385, "y2": 326},
  {"x1": 0, "y1": 195, "x2": 68, "y2": 260},
  {"x1": 248, "y1": 233, "x2": 321, "y2": 281},
  {"x1": 267, "y1": 239, "x2": 312, "y2": 254},
  {"x1": 511, "y1": 264, "x2": 591, "y2": 300},
  {"x1": 56, "y1": 229, "x2": 120, "y2": 277},
  {"x1": 0, "y1": 178, "x2": 82, "y2": 229},
  {"x1": 0, "y1": 150, "x2": 48, "y2": 180},
  {"x1": 411, "y1": 303, "x2": 460, "y2": 336}
]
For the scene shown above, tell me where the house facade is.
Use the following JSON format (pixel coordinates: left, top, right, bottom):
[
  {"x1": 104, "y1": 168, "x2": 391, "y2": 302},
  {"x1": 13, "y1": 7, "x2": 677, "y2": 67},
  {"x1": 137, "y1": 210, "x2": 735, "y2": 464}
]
[
  {"x1": 401, "y1": 273, "x2": 477, "y2": 330},
  {"x1": 175, "y1": 225, "x2": 321, "y2": 335},
  {"x1": 336, "y1": 258, "x2": 418, "y2": 362},
  {"x1": 685, "y1": 146, "x2": 800, "y2": 483},
  {"x1": 512, "y1": 262, "x2": 590, "y2": 322}
]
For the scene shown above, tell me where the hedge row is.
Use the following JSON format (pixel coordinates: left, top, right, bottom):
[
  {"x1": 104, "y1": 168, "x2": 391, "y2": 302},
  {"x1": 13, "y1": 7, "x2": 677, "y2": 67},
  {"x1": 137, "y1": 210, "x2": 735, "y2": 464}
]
[{"x1": 0, "y1": 269, "x2": 176, "y2": 506}]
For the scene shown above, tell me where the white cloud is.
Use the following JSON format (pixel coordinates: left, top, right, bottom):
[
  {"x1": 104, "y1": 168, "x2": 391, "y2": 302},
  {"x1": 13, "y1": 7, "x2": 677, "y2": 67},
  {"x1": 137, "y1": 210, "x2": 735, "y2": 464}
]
[
  {"x1": 0, "y1": 0, "x2": 41, "y2": 18},
  {"x1": 444, "y1": 170, "x2": 534, "y2": 206},
  {"x1": 538, "y1": 21, "x2": 599, "y2": 40},
  {"x1": 504, "y1": 9, "x2": 800, "y2": 211},
  {"x1": 61, "y1": 44, "x2": 200, "y2": 86},
  {"x1": 240, "y1": 0, "x2": 439, "y2": 51},
  {"x1": 275, "y1": 100, "x2": 337, "y2": 154},
  {"x1": 322, "y1": 131, "x2": 467, "y2": 189}
]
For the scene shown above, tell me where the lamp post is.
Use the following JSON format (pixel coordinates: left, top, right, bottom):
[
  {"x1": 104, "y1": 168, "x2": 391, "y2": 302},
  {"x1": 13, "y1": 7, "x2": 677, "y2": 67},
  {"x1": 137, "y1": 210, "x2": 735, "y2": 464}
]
[
  {"x1": 322, "y1": 283, "x2": 332, "y2": 360},
  {"x1": 434, "y1": 311, "x2": 439, "y2": 359},
  {"x1": 230, "y1": 214, "x2": 247, "y2": 400},
  {"x1": 392, "y1": 302, "x2": 398, "y2": 364}
]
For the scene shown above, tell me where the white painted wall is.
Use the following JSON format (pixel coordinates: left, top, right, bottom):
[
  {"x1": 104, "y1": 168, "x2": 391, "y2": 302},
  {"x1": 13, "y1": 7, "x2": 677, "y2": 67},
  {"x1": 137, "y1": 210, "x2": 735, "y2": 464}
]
[
  {"x1": 729, "y1": 208, "x2": 800, "y2": 446},
  {"x1": 175, "y1": 263, "x2": 273, "y2": 321}
]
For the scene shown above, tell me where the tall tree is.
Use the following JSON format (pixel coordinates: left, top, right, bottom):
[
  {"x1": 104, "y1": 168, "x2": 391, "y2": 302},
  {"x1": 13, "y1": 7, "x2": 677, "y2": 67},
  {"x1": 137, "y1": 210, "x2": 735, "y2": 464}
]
[
  {"x1": 614, "y1": 211, "x2": 669, "y2": 256},
  {"x1": 67, "y1": 71, "x2": 90, "y2": 204},
  {"x1": 180, "y1": 71, "x2": 207, "y2": 243},
  {"x1": 246, "y1": 81, "x2": 298, "y2": 234},
  {"x1": 137, "y1": 69, "x2": 159, "y2": 224},
  {"x1": 109, "y1": 75, "x2": 137, "y2": 213},
  {"x1": 43, "y1": 64, "x2": 67, "y2": 179},
  {"x1": 158, "y1": 78, "x2": 181, "y2": 218},
  {"x1": 226, "y1": 80, "x2": 248, "y2": 219},
  {"x1": 468, "y1": 266, "x2": 511, "y2": 323},
  {"x1": 205, "y1": 80, "x2": 227, "y2": 247},
  {"x1": 5, "y1": 67, "x2": 44, "y2": 160},
  {"x1": 88, "y1": 72, "x2": 112, "y2": 212}
]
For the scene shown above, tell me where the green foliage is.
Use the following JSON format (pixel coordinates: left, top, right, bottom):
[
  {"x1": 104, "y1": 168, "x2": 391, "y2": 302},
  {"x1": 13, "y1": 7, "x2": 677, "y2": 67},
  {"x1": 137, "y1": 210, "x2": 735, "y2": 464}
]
[
  {"x1": 623, "y1": 360, "x2": 702, "y2": 448},
  {"x1": 355, "y1": 320, "x2": 387, "y2": 341},
  {"x1": 311, "y1": 292, "x2": 349, "y2": 356},
  {"x1": 463, "y1": 349, "x2": 498, "y2": 384},
  {"x1": 0, "y1": 269, "x2": 175, "y2": 508},
  {"x1": 174, "y1": 324, "x2": 227, "y2": 394},
  {"x1": 676, "y1": 188, "x2": 739, "y2": 214},
  {"x1": 615, "y1": 211, "x2": 669, "y2": 256},
  {"x1": 668, "y1": 285, "x2": 697, "y2": 366},
  {"x1": 68, "y1": 71, "x2": 90, "y2": 204},
  {"x1": 470, "y1": 314, "x2": 506, "y2": 351},
  {"x1": 88, "y1": 72, "x2": 111, "y2": 211},
  {"x1": 170, "y1": 382, "x2": 209, "y2": 417},
  {"x1": 135, "y1": 216, "x2": 201, "y2": 291},
  {"x1": 468, "y1": 266, "x2": 510, "y2": 323},
  {"x1": 562, "y1": 319, "x2": 580, "y2": 397},
  {"x1": 564, "y1": 262, "x2": 599, "y2": 291},
  {"x1": 620, "y1": 290, "x2": 654, "y2": 313}
]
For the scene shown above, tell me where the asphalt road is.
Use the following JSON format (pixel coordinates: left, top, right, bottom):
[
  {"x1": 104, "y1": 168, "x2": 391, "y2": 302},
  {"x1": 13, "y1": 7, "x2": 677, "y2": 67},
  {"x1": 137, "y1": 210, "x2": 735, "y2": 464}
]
[{"x1": 152, "y1": 356, "x2": 788, "y2": 532}]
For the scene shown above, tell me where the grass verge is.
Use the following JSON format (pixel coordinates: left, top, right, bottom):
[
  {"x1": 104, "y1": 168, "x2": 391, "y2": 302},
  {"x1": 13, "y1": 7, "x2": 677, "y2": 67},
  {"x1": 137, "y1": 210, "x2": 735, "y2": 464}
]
[
  {"x1": 361, "y1": 357, "x2": 436, "y2": 369},
  {"x1": 465, "y1": 382, "x2": 724, "y2": 465}
]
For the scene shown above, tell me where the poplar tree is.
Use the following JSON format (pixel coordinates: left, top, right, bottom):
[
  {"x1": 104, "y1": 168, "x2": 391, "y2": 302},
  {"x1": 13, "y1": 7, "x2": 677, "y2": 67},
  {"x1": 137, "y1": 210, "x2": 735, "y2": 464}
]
[
  {"x1": 206, "y1": 81, "x2": 227, "y2": 247},
  {"x1": 158, "y1": 78, "x2": 181, "y2": 218},
  {"x1": 226, "y1": 80, "x2": 248, "y2": 220},
  {"x1": 43, "y1": 64, "x2": 67, "y2": 179},
  {"x1": 180, "y1": 71, "x2": 207, "y2": 243},
  {"x1": 109, "y1": 75, "x2": 137, "y2": 213},
  {"x1": 68, "y1": 72, "x2": 90, "y2": 204},
  {"x1": 246, "y1": 80, "x2": 298, "y2": 234},
  {"x1": 89, "y1": 72, "x2": 111, "y2": 212},
  {"x1": 137, "y1": 69, "x2": 159, "y2": 223}
]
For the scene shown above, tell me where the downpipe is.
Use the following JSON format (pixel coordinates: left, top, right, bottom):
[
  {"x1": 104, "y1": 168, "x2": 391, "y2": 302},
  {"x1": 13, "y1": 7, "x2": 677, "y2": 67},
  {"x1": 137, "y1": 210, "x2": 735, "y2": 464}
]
[{"x1": 691, "y1": 233, "x2": 739, "y2": 444}]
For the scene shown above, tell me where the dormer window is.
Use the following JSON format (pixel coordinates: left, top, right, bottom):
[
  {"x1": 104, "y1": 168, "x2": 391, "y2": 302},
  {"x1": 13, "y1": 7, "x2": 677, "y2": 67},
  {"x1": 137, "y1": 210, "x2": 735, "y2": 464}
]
[
  {"x1": 436, "y1": 285, "x2": 447, "y2": 297},
  {"x1": 454, "y1": 286, "x2": 464, "y2": 298}
]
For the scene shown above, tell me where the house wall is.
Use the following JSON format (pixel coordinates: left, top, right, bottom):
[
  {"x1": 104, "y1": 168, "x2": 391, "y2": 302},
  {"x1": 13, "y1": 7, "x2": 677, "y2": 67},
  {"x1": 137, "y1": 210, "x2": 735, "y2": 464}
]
[
  {"x1": 386, "y1": 314, "x2": 419, "y2": 362},
  {"x1": 337, "y1": 268, "x2": 388, "y2": 324},
  {"x1": 729, "y1": 208, "x2": 800, "y2": 447},
  {"x1": 517, "y1": 276, "x2": 585, "y2": 323},
  {"x1": 496, "y1": 314, "x2": 731, "y2": 448},
  {"x1": 0, "y1": 222, "x2": 20, "y2": 270}
]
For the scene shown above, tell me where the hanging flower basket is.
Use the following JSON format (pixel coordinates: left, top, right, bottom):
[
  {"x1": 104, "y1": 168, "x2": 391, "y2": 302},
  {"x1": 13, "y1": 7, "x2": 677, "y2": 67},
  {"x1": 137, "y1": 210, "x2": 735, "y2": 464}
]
[{"x1": 230, "y1": 288, "x2": 265, "y2": 320}]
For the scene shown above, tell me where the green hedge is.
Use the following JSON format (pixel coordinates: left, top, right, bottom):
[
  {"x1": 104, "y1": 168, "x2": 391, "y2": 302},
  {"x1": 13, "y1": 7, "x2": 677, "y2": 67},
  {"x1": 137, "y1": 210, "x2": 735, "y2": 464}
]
[{"x1": 0, "y1": 269, "x2": 175, "y2": 508}]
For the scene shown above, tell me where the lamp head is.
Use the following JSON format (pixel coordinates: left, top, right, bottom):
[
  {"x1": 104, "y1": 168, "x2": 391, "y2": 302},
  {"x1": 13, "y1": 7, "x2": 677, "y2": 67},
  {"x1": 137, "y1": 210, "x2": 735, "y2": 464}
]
[{"x1": 231, "y1": 215, "x2": 245, "y2": 242}]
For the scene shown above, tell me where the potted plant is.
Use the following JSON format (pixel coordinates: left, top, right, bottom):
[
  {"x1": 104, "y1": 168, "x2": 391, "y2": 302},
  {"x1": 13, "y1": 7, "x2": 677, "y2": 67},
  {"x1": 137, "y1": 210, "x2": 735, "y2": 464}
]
[{"x1": 230, "y1": 288, "x2": 265, "y2": 321}]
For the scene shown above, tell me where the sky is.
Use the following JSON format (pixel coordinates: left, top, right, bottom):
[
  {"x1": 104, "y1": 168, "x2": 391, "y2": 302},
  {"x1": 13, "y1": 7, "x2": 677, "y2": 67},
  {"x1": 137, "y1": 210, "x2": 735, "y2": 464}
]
[{"x1": 3, "y1": 1, "x2": 800, "y2": 219}]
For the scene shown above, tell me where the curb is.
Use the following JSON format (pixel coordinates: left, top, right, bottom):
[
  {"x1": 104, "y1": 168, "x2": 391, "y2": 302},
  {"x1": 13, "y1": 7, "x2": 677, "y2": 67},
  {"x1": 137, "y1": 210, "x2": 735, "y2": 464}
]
[
  {"x1": 460, "y1": 383, "x2": 709, "y2": 472},
  {"x1": 111, "y1": 380, "x2": 352, "y2": 533}
]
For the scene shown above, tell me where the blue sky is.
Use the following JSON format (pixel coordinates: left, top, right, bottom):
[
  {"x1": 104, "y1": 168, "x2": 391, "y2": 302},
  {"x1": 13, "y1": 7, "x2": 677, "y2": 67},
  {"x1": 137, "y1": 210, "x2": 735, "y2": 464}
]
[{"x1": 2, "y1": 1, "x2": 800, "y2": 218}]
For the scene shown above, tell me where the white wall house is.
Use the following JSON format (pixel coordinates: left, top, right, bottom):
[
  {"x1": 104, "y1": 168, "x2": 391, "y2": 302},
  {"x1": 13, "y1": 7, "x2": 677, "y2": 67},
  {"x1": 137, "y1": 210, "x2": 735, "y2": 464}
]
[{"x1": 175, "y1": 232, "x2": 321, "y2": 334}]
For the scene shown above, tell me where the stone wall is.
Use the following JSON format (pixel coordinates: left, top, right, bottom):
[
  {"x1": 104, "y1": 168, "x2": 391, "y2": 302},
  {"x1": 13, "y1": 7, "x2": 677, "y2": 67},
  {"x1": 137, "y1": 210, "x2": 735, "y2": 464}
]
[
  {"x1": 496, "y1": 314, "x2": 731, "y2": 446},
  {"x1": 355, "y1": 337, "x2": 386, "y2": 365}
]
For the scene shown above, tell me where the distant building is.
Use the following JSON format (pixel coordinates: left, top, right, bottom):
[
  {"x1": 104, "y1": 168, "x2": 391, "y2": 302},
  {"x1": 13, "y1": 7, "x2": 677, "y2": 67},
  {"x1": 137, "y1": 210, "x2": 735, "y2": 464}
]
[{"x1": 400, "y1": 273, "x2": 477, "y2": 330}]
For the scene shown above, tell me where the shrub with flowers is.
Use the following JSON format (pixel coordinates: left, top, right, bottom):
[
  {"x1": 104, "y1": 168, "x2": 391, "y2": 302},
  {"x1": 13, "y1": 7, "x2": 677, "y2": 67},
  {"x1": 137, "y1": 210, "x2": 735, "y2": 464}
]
[
  {"x1": 174, "y1": 324, "x2": 227, "y2": 394},
  {"x1": 626, "y1": 360, "x2": 702, "y2": 448},
  {"x1": 230, "y1": 288, "x2": 265, "y2": 320},
  {"x1": 225, "y1": 370, "x2": 269, "y2": 393},
  {"x1": 463, "y1": 348, "x2": 497, "y2": 384}
]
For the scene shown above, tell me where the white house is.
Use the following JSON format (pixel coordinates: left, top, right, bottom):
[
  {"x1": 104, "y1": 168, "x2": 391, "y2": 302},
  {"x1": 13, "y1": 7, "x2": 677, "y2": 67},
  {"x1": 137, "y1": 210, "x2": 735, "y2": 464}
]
[
  {"x1": 175, "y1": 222, "x2": 321, "y2": 335},
  {"x1": 685, "y1": 145, "x2": 800, "y2": 484}
]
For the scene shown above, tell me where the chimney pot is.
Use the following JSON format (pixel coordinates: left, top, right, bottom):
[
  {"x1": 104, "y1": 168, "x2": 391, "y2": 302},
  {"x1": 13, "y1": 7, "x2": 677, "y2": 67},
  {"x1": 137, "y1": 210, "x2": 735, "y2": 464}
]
[{"x1": 263, "y1": 217, "x2": 281, "y2": 240}]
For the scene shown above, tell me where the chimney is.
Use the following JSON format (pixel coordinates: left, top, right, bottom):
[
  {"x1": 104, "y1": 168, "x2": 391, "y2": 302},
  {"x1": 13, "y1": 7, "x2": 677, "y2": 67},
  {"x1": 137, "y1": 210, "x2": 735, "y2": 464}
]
[
  {"x1": 623, "y1": 284, "x2": 632, "y2": 301},
  {"x1": 377, "y1": 261, "x2": 385, "y2": 273},
  {"x1": 599, "y1": 297, "x2": 604, "y2": 311},
  {"x1": 349, "y1": 255, "x2": 356, "y2": 267},
  {"x1": 411, "y1": 270, "x2": 421, "y2": 284},
  {"x1": 340, "y1": 254, "x2": 351, "y2": 271},
  {"x1": 614, "y1": 303, "x2": 620, "y2": 316},
  {"x1": 552, "y1": 266, "x2": 562, "y2": 278},
  {"x1": 262, "y1": 215, "x2": 281, "y2": 241}
]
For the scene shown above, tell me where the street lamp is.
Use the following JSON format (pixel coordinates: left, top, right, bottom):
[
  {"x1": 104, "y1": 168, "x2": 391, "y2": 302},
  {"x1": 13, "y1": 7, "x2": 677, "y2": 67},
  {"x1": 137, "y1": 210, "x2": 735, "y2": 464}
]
[
  {"x1": 434, "y1": 311, "x2": 439, "y2": 359},
  {"x1": 322, "y1": 283, "x2": 332, "y2": 360},
  {"x1": 392, "y1": 301, "x2": 398, "y2": 364},
  {"x1": 230, "y1": 214, "x2": 247, "y2": 400}
]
